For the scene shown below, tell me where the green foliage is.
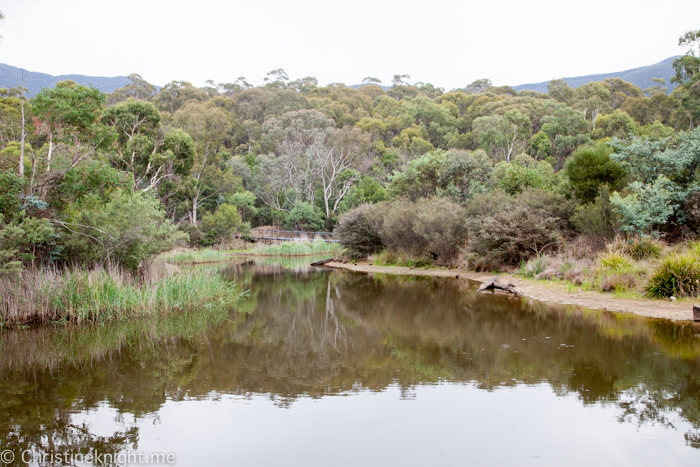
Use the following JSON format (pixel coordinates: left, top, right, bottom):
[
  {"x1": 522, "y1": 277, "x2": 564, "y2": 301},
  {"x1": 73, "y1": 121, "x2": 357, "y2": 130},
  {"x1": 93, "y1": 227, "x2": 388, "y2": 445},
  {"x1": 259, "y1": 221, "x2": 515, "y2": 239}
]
[
  {"x1": 493, "y1": 154, "x2": 559, "y2": 195},
  {"x1": 572, "y1": 187, "x2": 620, "y2": 240},
  {"x1": 591, "y1": 109, "x2": 638, "y2": 140},
  {"x1": 564, "y1": 144, "x2": 627, "y2": 204},
  {"x1": 595, "y1": 251, "x2": 633, "y2": 273},
  {"x1": 0, "y1": 170, "x2": 22, "y2": 222},
  {"x1": 388, "y1": 151, "x2": 445, "y2": 200},
  {"x1": 436, "y1": 150, "x2": 494, "y2": 204},
  {"x1": 284, "y1": 202, "x2": 324, "y2": 231},
  {"x1": 0, "y1": 216, "x2": 55, "y2": 272},
  {"x1": 339, "y1": 176, "x2": 389, "y2": 212},
  {"x1": 645, "y1": 253, "x2": 700, "y2": 298},
  {"x1": 61, "y1": 191, "x2": 186, "y2": 270},
  {"x1": 33, "y1": 83, "x2": 106, "y2": 144},
  {"x1": 226, "y1": 191, "x2": 257, "y2": 221},
  {"x1": 201, "y1": 204, "x2": 248, "y2": 246},
  {"x1": 388, "y1": 149, "x2": 494, "y2": 204},
  {"x1": 610, "y1": 176, "x2": 678, "y2": 235}
]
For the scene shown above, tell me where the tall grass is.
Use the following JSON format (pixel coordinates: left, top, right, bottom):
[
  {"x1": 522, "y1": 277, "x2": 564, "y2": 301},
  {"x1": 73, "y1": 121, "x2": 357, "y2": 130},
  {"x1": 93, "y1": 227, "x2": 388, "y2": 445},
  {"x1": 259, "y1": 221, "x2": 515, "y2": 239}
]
[
  {"x1": 162, "y1": 248, "x2": 231, "y2": 264},
  {"x1": 0, "y1": 262, "x2": 243, "y2": 327},
  {"x1": 253, "y1": 239, "x2": 340, "y2": 256}
]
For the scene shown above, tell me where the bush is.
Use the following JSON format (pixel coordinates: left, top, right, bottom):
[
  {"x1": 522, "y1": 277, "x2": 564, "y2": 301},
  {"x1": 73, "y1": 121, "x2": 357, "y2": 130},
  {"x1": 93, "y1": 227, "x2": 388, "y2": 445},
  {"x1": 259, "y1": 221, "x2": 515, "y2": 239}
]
[
  {"x1": 284, "y1": 202, "x2": 324, "y2": 231},
  {"x1": 465, "y1": 189, "x2": 574, "y2": 267},
  {"x1": 572, "y1": 186, "x2": 620, "y2": 242},
  {"x1": 645, "y1": 254, "x2": 700, "y2": 298},
  {"x1": 493, "y1": 155, "x2": 559, "y2": 195},
  {"x1": 335, "y1": 203, "x2": 384, "y2": 258},
  {"x1": 336, "y1": 197, "x2": 468, "y2": 265},
  {"x1": 411, "y1": 197, "x2": 468, "y2": 265},
  {"x1": 564, "y1": 144, "x2": 627, "y2": 204},
  {"x1": 61, "y1": 191, "x2": 186, "y2": 270},
  {"x1": 201, "y1": 204, "x2": 248, "y2": 246}
]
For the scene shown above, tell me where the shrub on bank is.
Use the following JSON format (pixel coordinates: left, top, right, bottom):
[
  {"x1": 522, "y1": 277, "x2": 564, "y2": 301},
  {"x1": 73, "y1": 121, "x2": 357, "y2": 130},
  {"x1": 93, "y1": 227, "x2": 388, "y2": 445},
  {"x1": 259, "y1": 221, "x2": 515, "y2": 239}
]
[
  {"x1": 336, "y1": 197, "x2": 468, "y2": 265},
  {"x1": 465, "y1": 189, "x2": 575, "y2": 268},
  {"x1": 645, "y1": 253, "x2": 700, "y2": 298},
  {"x1": 335, "y1": 203, "x2": 384, "y2": 258}
]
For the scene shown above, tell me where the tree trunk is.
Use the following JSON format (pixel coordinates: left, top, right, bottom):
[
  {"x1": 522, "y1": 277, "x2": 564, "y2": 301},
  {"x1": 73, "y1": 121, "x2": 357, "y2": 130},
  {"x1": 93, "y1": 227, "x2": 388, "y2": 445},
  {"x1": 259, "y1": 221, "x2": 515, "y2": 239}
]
[
  {"x1": 46, "y1": 134, "x2": 53, "y2": 173},
  {"x1": 19, "y1": 92, "x2": 25, "y2": 178}
]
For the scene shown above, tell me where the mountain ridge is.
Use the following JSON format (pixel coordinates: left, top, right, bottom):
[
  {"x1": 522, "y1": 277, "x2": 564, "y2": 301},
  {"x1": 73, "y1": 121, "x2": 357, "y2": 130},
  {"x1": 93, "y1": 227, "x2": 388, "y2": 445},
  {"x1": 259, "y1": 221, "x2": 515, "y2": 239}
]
[{"x1": 0, "y1": 56, "x2": 682, "y2": 97}]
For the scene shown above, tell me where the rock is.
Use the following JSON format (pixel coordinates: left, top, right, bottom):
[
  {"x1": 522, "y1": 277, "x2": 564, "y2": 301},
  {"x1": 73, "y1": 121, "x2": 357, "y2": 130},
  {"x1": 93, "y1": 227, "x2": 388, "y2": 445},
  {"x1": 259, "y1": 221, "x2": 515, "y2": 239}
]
[
  {"x1": 670, "y1": 296, "x2": 677, "y2": 302},
  {"x1": 694, "y1": 304, "x2": 700, "y2": 322},
  {"x1": 478, "y1": 280, "x2": 520, "y2": 296}
]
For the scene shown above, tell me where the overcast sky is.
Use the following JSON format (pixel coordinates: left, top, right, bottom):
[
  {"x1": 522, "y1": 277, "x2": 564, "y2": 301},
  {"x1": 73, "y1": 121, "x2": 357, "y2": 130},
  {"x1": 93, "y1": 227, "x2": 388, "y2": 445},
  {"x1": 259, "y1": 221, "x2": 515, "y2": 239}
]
[{"x1": 1, "y1": 0, "x2": 697, "y2": 89}]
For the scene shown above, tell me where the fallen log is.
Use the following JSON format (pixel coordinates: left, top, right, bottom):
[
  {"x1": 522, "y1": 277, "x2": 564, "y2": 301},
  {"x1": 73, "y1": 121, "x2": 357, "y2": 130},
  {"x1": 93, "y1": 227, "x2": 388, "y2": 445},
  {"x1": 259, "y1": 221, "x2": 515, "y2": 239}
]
[
  {"x1": 310, "y1": 258, "x2": 334, "y2": 266},
  {"x1": 478, "y1": 278, "x2": 520, "y2": 295},
  {"x1": 694, "y1": 304, "x2": 700, "y2": 322}
]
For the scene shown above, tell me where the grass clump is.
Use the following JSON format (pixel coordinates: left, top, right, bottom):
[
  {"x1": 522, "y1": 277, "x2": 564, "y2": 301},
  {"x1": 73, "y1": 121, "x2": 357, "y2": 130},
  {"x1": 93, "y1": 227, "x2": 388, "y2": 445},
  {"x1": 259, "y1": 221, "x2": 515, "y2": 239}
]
[
  {"x1": 609, "y1": 236, "x2": 664, "y2": 260},
  {"x1": 595, "y1": 251, "x2": 633, "y2": 273},
  {"x1": 254, "y1": 239, "x2": 340, "y2": 256},
  {"x1": 645, "y1": 253, "x2": 700, "y2": 298},
  {"x1": 520, "y1": 255, "x2": 550, "y2": 278}
]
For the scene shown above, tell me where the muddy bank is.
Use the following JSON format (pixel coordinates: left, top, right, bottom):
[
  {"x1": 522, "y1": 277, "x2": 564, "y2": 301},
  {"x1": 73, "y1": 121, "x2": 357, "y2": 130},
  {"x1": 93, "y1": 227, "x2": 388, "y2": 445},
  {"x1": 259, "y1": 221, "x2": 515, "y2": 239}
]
[{"x1": 324, "y1": 261, "x2": 698, "y2": 321}]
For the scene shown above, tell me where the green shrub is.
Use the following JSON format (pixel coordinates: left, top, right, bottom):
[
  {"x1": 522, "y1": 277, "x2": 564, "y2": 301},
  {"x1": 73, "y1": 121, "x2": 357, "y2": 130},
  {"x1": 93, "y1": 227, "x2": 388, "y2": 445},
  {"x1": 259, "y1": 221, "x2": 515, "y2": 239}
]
[
  {"x1": 201, "y1": 204, "x2": 249, "y2": 246},
  {"x1": 284, "y1": 202, "x2": 324, "y2": 231},
  {"x1": 645, "y1": 254, "x2": 700, "y2": 298},
  {"x1": 61, "y1": 191, "x2": 186, "y2": 270}
]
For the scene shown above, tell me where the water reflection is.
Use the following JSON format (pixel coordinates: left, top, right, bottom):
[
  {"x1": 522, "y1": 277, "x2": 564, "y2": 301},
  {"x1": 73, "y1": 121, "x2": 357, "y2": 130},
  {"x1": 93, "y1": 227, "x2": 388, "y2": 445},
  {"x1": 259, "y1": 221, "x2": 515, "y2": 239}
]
[{"x1": 1, "y1": 257, "x2": 700, "y2": 464}]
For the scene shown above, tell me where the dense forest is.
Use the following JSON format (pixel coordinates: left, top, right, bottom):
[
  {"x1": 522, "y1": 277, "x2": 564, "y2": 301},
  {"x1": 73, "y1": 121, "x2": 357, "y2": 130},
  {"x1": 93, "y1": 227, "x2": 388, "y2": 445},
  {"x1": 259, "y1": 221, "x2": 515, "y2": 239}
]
[{"x1": 1, "y1": 25, "x2": 700, "y2": 317}]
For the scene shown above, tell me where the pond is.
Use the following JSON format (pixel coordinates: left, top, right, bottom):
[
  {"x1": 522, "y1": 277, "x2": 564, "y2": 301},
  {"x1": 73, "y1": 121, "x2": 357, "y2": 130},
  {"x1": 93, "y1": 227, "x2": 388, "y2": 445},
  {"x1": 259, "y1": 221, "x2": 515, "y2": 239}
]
[{"x1": 1, "y1": 257, "x2": 700, "y2": 466}]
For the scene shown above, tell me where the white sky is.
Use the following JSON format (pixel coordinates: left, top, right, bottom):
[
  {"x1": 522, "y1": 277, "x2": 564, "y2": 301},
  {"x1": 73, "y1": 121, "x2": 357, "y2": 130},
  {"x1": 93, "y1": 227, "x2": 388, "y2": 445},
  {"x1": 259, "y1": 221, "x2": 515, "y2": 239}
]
[{"x1": 0, "y1": 0, "x2": 697, "y2": 89}]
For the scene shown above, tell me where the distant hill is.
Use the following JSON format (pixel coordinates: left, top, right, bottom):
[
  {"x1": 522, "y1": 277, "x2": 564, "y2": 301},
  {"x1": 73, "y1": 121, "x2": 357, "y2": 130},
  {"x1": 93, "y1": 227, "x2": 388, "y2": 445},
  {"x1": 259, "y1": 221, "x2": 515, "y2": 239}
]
[
  {"x1": 512, "y1": 56, "x2": 681, "y2": 94},
  {"x1": 0, "y1": 63, "x2": 132, "y2": 97}
]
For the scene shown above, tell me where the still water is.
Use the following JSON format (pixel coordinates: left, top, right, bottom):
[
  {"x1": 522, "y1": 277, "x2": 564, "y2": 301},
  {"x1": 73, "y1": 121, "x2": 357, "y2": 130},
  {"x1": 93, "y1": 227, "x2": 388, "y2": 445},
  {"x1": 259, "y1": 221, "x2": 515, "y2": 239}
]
[{"x1": 2, "y1": 257, "x2": 700, "y2": 466}]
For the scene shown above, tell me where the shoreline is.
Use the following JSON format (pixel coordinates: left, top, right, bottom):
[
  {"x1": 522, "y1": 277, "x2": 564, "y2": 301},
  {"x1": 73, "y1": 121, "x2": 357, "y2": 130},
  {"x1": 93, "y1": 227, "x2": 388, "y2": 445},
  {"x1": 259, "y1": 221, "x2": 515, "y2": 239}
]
[{"x1": 324, "y1": 261, "x2": 699, "y2": 322}]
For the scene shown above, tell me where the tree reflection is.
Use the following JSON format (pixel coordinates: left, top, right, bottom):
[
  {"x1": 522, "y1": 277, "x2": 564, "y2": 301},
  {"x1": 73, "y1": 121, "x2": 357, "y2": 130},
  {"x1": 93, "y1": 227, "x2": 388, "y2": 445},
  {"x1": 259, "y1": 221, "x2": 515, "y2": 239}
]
[{"x1": 1, "y1": 260, "x2": 700, "y2": 452}]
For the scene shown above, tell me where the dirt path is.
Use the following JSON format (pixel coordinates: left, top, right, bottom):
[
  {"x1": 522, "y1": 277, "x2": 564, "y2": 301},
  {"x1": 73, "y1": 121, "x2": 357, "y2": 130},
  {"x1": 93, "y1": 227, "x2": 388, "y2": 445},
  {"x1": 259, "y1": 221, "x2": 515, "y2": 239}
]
[{"x1": 325, "y1": 261, "x2": 698, "y2": 322}]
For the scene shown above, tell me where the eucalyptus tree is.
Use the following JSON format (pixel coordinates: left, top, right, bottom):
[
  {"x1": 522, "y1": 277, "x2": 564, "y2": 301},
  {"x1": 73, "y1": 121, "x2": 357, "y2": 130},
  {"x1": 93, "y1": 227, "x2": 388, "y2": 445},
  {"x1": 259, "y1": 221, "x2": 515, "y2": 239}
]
[
  {"x1": 101, "y1": 99, "x2": 195, "y2": 194},
  {"x1": 32, "y1": 82, "x2": 110, "y2": 196},
  {"x1": 173, "y1": 100, "x2": 235, "y2": 225}
]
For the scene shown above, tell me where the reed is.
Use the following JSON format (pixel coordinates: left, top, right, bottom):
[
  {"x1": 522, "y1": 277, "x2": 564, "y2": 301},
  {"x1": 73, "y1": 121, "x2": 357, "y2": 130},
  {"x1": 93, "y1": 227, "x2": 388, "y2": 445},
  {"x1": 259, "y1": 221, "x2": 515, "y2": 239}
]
[
  {"x1": 253, "y1": 238, "x2": 340, "y2": 256},
  {"x1": 162, "y1": 248, "x2": 231, "y2": 264},
  {"x1": 0, "y1": 262, "x2": 243, "y2": 327}
]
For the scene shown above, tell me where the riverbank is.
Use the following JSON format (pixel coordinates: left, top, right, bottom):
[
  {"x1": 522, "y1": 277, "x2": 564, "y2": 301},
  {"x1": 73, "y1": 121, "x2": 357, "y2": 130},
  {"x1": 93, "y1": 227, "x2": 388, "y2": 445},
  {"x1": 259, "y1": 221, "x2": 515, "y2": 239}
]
[{"x1": 324, "y1": 261, "x2": 698, "y2": 321}]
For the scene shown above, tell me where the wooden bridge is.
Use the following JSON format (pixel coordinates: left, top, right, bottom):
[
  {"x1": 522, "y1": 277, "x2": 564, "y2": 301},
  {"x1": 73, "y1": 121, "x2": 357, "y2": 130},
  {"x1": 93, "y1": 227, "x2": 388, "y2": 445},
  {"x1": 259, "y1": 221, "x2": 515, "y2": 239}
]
[{"x1": 249, "y1": 227, "x2": 339, "y2": 244}]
